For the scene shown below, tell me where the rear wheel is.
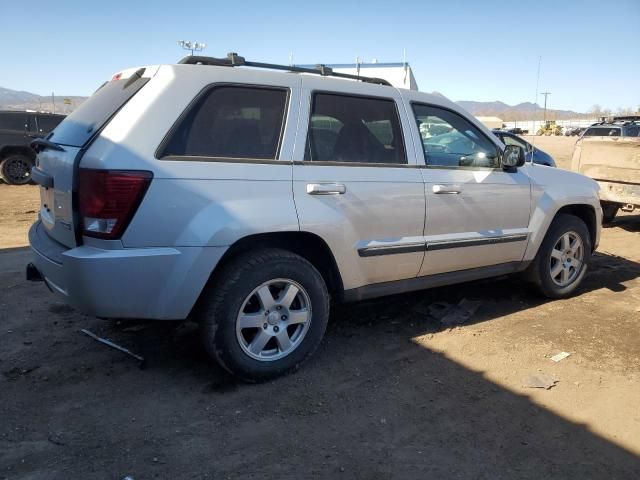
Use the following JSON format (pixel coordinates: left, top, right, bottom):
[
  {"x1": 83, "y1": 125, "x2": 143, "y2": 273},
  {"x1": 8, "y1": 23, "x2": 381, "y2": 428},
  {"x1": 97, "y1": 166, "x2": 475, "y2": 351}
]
[
  {"x1": 527, "y1": 214, "x2": 591, "y2": 298},
  {"x1": 601, "y1": 201, "x2": 619, "y2": 223},
  {"x1": 0, "y1": 154, "x2": 33, "y2": 185},
  {"x1": 198, "y1": 248, "x2": 330, "y2": 382}
]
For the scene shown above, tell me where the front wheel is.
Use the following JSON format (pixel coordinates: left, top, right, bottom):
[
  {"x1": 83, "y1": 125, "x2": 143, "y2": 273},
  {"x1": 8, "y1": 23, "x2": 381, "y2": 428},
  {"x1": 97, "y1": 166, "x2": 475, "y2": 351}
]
[
  {"x1": 527, "y1": 214, "x2": 592, "y2": 298},
  {"x1": 0, "y1": 154, "x2": 34, "y2": 185},
  {"x1": 197, "y1": 248, "x2": 330, "y2": 382}
]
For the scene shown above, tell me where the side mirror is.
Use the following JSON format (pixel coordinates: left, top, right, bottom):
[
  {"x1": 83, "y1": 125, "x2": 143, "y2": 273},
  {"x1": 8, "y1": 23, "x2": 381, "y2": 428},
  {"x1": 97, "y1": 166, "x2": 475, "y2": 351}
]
[{"x1": 502, "y1": 145, "x2": 525, "y2": 169}]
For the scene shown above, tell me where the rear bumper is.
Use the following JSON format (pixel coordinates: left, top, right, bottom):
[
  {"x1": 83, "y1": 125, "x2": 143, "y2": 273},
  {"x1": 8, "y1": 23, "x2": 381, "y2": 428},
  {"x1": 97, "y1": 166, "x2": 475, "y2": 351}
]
[
  {"x1": 597, "y1": 180, "x2": 640, "y2": 207},
  {"x1": 28, "y1": 221, "x2": 226, "y2": 320}
]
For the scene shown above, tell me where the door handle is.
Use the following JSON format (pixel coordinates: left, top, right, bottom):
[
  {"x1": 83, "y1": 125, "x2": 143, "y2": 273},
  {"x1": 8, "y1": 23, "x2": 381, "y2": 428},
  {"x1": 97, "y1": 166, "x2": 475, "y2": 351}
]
[
  {"x1": 306, "y1": 183, "x2": 346, "y2": 195},
  {"x1": 432, "y1": 184, "x2": 461, "y2": 194}
]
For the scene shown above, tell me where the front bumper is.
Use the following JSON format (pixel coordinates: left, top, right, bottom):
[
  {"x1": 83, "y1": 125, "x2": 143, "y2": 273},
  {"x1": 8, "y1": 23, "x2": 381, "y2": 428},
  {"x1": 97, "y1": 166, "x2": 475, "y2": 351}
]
[{"x1": 28, "y1": 221, "x2": 226, "y2": 320}]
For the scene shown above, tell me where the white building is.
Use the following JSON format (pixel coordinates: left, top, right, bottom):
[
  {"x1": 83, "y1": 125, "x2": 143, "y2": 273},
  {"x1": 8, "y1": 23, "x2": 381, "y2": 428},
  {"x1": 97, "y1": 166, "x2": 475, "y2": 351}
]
[
  {"x1": 298, "y1": 62, "x2": 419, "y2": 90},
  {"x1": 475, "y1": 116, "x2": 504, "y2": 130}
]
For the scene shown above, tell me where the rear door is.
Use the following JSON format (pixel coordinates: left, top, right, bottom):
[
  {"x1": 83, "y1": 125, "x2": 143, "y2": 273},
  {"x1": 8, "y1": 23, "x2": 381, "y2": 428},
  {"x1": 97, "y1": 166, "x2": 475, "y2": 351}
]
[
  {"x1": 34, "y1": 67, "x2": 156, "y2": 247},
  {"x1": 411, "y1": 104, "x2": 531, "y2": 276},
  {"x1": 292, "y1": 78, "x2": 425, "y2": 290}
]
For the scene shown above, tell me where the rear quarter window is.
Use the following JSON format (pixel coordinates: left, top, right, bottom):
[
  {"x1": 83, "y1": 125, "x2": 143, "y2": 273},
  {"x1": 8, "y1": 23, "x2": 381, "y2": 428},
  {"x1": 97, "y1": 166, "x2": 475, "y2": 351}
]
[{"x1": 160, "y1": 86, "x2": 288, "y2": 160}]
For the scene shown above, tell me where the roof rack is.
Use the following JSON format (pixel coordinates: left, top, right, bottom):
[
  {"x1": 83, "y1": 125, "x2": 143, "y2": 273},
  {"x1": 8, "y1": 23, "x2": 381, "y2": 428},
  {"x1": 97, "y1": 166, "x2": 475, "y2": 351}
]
[{"x1": 177, "y1": 52, "x2": 393, "y2": 87}]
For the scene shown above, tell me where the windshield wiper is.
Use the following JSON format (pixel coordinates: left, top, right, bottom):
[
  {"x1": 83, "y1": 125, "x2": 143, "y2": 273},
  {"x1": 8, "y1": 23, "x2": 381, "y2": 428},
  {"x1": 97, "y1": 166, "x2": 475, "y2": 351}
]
[{"x1": 30, "y1": 138, "x2": 65, "y2": 153}]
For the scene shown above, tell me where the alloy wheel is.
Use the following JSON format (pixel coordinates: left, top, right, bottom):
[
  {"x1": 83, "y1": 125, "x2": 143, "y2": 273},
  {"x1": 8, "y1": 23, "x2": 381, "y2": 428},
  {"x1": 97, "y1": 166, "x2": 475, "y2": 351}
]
[
  {"x1": 235, "y1": 278, "x2": 312, "y2": 361},
  {"x1": 549, "y1": 231, "x2": 584, "y2": 287}
]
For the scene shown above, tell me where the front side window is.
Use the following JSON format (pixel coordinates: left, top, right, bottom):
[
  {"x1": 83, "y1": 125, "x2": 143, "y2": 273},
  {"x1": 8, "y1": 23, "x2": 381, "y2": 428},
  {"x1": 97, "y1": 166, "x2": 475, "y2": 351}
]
[
  {"x1": 624, "y1": 126, "x2": 639, "y2": 137},
  {"x1": 305, "y1": 93, "x2": 407, "y2": 165},
  {"x1": 162, "y1": 86, "x2": 288, "y2": 159},
  {"x1": 413, "y1": 105, "x2": 499, "y2": 168}
]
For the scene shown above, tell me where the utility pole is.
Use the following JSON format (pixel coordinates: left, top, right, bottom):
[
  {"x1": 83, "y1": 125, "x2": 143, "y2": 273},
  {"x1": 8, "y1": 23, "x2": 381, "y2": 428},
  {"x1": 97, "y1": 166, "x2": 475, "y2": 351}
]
[
  {"x1": 177, "y1": 40, "x2": 206, "y2": 56},
  {"x1": 540, "y1": 91, "x2": 551, "y2": 122}
]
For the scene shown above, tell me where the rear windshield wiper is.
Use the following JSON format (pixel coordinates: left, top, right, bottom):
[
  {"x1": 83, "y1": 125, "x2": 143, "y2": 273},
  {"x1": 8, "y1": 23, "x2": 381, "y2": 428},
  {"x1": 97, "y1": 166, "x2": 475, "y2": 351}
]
[{"x1": 31, "y1": 138, "x2": 65, "y2": 153}]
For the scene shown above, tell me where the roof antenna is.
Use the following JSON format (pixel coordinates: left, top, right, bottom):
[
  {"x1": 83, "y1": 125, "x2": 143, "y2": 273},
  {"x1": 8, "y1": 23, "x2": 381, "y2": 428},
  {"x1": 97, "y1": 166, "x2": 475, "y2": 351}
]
[
  {"x1": 529, "y1": 55, "x2": 542, "y2": 159},
  {"x1": 356, "y1": 55, "x2": 361, "y2": 78},
  {"x1": 403, "y1": 48, "x2": 408, "y2": 85},
  {"x1": 289, "y1": 52, "x2": 294, "y2": 67}
]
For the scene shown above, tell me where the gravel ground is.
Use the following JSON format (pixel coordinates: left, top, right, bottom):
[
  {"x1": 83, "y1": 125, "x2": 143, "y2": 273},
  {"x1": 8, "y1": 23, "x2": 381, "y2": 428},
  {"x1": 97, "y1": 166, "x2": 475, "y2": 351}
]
[{"x1": 0, "y1": 137, "x2": 639, "y2": 479}]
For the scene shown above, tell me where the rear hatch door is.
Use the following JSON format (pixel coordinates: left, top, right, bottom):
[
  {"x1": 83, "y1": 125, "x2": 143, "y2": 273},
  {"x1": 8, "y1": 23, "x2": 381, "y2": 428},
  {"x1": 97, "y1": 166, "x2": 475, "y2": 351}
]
[{"x1": 33, "y1": 66, "x2": 157, "y2": 248}]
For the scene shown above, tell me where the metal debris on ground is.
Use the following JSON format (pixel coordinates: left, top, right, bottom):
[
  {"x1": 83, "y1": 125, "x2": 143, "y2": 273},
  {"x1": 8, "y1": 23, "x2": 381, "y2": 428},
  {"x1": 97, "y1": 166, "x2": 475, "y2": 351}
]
[
  {"x1": 80, "y1": 329, "x2": 144, "y2": 362},
  {"x1": 428, "y1": 302, "x2": 453, "y2": 320},
  {"x1": 440, "y1": 299, "x2": 483, "y2": 326},
  {"x1": 550, "y1": 351, "x2": 571, "y2": 362},
  {"x1": 121, "y1": 323, "x2": 151, "y2": 333},
  {"x1": 524, "y1": 374, "x2": 558, "y2": 390}
]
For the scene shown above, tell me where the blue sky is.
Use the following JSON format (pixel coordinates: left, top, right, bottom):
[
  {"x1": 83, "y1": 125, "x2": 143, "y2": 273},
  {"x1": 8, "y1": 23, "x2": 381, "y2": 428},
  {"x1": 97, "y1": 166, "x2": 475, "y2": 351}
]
[{"x1": 1, "y1": 0, "x2": 638, "y2": 112}]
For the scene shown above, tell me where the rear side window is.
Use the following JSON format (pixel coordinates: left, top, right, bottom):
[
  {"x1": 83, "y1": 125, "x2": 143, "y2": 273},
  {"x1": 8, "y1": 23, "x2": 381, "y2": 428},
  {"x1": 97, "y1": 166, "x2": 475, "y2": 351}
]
[
  {"x1": 305, "y1": 93, "x2": 407, "y2": 165},
  {"x1": 49, "y1": 73, "x2": 149, "y2": 147},
  {"x1": 161, "y1": 86, "x2": 288, "y2": 160},
  {"x1": 583, "y1": 127, "x2": 621, "y2": 137}
]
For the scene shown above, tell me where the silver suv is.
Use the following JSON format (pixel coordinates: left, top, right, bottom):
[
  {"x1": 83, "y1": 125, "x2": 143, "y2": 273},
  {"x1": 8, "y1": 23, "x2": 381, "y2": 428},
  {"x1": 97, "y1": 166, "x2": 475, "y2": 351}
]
[{"x1": 28, "y1": 54, "x2": 602, "y2": 381}]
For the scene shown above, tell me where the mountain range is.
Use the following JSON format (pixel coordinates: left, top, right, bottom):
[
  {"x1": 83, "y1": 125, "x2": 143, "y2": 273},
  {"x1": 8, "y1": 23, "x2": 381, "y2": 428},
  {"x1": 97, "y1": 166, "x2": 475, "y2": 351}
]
[
  {"x1": 455, "y1": 100, "x2": 586, "y2": 121},
  {"x1": 0, "y1": 86, "x2": 587, "y2": 121},
  {"x1": 0, "y1": 87, "x2": 87, "y2": 114}
]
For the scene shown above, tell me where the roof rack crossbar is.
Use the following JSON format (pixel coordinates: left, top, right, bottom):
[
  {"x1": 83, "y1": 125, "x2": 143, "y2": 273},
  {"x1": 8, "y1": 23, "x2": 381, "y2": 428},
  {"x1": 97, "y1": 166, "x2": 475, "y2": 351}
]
[{"x1": 178, "y1": 53, "x2": 392, "y2": 87}]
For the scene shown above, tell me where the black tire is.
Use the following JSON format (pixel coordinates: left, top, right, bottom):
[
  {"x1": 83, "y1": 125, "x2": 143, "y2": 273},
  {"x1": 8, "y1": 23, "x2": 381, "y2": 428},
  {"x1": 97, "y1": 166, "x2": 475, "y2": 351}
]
[
  {"x1": 601, "y1": 201, "x2": 619, "y2": 224},
  {"x1": 0, "y1": 154, "x2": 34, "y2": 185},
  {"x1": 527, "y1": 214, "x2": 592, "y2": 298},
  {"x1": 197, "y1": 248, "x2": 330, "y2": 382}
]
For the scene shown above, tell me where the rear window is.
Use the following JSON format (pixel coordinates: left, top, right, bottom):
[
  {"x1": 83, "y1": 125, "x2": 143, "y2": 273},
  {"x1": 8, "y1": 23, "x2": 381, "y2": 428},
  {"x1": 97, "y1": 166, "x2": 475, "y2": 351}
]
[
  {"x1": 49, "y1": 73, "x2": 149, "y2": 147},
  {"x1": 160, "y1": 86, "x2": 288, "y2": 160}
]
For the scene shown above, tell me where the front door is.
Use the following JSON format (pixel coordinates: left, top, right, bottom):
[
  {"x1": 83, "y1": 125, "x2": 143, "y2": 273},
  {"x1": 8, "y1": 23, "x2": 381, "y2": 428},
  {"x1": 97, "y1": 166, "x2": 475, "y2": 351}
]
[
  {"x1": 292, "y1": 79, "x2": 426, "y2": 290},
  {"x1": 411, "y1": 104, "x2": 531, "y2": 276}
]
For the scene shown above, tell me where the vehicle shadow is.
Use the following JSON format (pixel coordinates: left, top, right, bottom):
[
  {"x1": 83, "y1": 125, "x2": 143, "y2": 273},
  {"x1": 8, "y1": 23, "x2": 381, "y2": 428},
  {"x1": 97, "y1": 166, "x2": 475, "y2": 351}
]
[
  {"x1": 605, "y1": 213, "x2": 640, "y2": 233},
  {"x1": 2, "y1": 248, "x2": 639, "y2": 478}
]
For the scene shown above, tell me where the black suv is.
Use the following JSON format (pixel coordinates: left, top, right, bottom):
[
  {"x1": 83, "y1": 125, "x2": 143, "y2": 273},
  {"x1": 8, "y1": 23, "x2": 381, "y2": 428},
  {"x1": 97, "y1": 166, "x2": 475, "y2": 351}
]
[
  {"x1": 581, "y1": 117, "x2": 640, "y2": 138},
  {"x1": 0, "y1": 111, "x2": 65, "y2": 185}
]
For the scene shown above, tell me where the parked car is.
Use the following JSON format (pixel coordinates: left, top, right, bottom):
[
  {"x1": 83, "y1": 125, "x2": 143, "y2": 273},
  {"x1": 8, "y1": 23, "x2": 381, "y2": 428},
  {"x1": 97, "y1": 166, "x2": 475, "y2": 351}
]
[
  {"x1": 492, "y1": 130, "x2": 557, "y2": 167},
  {"x1": 28, "y1": 54, "x2": 602, "y2": 381},
  {"x1": 0, "y1": 111, "x2": 65, "y2": 184},
  {"x1": 580, "y1": 121, "x2": 640, "y2": 138},
  {"x1": 564, "y1": 127, "x2": 583, "y2": 136},
  {"x1": 506, "y1": 127, "x2": 528, "y2": 135},
  {"x1": 571, "y1": 118, "x2": 640, "y2": 222}
]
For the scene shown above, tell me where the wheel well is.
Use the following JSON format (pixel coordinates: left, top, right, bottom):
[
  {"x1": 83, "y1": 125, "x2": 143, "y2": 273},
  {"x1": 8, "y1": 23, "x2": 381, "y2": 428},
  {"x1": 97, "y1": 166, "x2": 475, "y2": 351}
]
[
  {"x1": 209, "y1": 231, "x2": 344, "y2": 296},
  {"x1": 0, "y1": 146, "x2": 36, "y2": 162},
  {"x1": 555, "y1": 204, "x2": 597, "y2": 251}
]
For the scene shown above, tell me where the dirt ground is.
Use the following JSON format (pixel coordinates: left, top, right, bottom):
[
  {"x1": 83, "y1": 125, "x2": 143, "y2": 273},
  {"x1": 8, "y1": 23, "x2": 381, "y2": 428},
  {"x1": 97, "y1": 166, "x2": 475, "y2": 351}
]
[{"x1": 1, "y1": 137, "x2": 639, "y2": 479}]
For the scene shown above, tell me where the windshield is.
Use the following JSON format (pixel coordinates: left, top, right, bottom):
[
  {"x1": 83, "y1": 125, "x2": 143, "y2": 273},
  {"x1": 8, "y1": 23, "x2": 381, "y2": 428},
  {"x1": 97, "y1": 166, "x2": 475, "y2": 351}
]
[{"x1": 49, "y1": 74, "x2": 149, "y2": 147}]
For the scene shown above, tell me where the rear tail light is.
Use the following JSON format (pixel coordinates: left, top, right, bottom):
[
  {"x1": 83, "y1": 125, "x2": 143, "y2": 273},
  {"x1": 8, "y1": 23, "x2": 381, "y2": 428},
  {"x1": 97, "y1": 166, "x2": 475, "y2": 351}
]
[{"x1": 78, "y1": 169, "x2": 152, "y2": 240}]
